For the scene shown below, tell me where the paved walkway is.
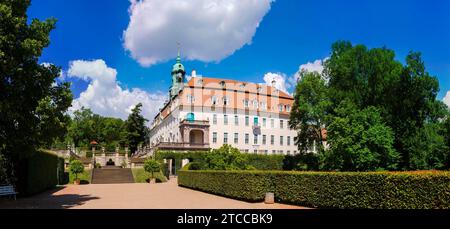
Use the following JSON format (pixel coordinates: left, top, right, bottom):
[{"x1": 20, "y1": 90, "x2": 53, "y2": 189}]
[{"x1": 0, "y1": 178, "x2": 306, "y2": 209}]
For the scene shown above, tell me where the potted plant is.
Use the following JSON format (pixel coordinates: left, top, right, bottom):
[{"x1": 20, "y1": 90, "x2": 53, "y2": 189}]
[
  {"x1": 144, "y1": 159, "x2": 161, "y2": 184},
  {"x1": 69, "y1": 160, "x2": 84, "y2": 185}
]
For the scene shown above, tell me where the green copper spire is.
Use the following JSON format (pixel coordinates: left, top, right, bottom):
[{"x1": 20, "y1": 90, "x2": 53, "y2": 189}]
[{"x1": 170, "y1": 43, "x2": 186, "y2": 98}]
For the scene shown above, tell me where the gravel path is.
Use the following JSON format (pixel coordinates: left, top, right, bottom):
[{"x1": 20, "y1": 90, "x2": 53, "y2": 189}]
[{"x1": 0, "y1": 178, "x2": 307, "y2": 209}]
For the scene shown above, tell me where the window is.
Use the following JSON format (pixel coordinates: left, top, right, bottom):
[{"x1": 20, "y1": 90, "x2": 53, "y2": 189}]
[
  {"x1": 245, "y1": 134, "x2": 249, "y2": 144},
  {"x1": 234, "y1": 115, "x2": 239, "y2": 126},
  {"x1": 211, "y1": 96, "x2": 218, "y2": 105},
  {"x1": 262, "y1": 135, "x2": 267, "y2": 145},
  {"x1": 254, "y1": 150, "x2": 258, "y2": 154},
  {"x1": 260, "y1": 102, "x2": 267, "y2": 110},
  {"x1": 263, "y1": 118, "x2": 267, "y2": 127},
  {"x1": 234, "y1": 133, "x2": 239, "y2": 144},
  {"x1": 278, "y1": 104, "x2": 284, "y2": 112},
  {"x1": 212, "y1": 132, "x2": 217, "y2": 144},
  {"x1": 224, "y1": 133, "x2": 228, "y2": 144},
  {"x1": 253, "y1": 100, "x2": 259, "y2": 109},
  {"x1": 243, "y1": 99, "x2": 249, "y2": 108},
  {"x1": 254, "y1": 117, "x2": 259, "y2": 125},
  {"x1": 286, "y1": 105, "x2": 291, "y2": 112},
  {"x1": 224, "y1": 114, "x2": 228, "y2": 125},
  {"x1": 187, "y1": 94, "x2": 195, "y2": 103},
  {"x1": 271, "y1": 135, "x2": 275, "y2": 145},
  {"x1": 219, "y1": 81, "x2": 226, "y2": 87},
  {"x1": 254, "y1": 134, "x2": 258, "y2": 145},
  {"x1": 223, "y1": 96, "x2": 230, "y2": 106},
  {"x1": 245, "y1": 116, "x2": 249, "y2": 126},
  {"x1": 280, "y1": 120, "x2": 284, "y2": 129},
  {"x1": 213, "y1": 114, "x2": 217, "y2": 125},
  {"x1": 272, "y1": 150, "x2": 276, "y2": 154},
  {"x1": 287, "y1": 151, "x2": 291, "y2": 155},
  {"x1": 280, "y1": 136, "x2": 284, "y2": 146},
  {"x1": 271, "y1": 119, "x2": 274, "y2": 128},
  {"x1": 287, "y1": 136, "x2": 291, "y2": 146}
]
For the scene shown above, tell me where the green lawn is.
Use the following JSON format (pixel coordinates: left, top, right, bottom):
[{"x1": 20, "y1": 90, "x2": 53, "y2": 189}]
[
  {"x1": 68, "y1": 169, "x2": 91, "y2": 184},
  {"x1": 132, "y1": 168, "x2": 167, "y2": 183}
]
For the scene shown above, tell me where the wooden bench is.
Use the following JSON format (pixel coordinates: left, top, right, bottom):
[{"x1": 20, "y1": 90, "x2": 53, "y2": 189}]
[{"x1": 0, "y1": 185, "x2": 18, "y2": 200}]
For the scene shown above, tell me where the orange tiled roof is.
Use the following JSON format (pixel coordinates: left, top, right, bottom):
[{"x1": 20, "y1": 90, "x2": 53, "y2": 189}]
[{"x1": 186, "y1": 76, "x2": 293, "y2": 99}]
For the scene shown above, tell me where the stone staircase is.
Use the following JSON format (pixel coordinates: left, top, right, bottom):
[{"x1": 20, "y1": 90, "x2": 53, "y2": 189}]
[{"x1": 91, "y1": 166, "x2": 134, "y2": 184}]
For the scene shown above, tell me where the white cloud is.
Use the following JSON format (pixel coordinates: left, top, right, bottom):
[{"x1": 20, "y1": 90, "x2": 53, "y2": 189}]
[
  {"x1": 263, "y1": 72, "x2": 289, "y2": 93},
  {"x1": 123, "y1": 0, "x2": 274, "y2": 66},
  {"x1": 67, "y1": 59, "x2": 167, "y2": 121},
  {"x1": 444, "y1": 91, "x2": 450, "y2": 108},
  {"x1": 299, "y1": 59, "x2": 325, "y2": 74}
]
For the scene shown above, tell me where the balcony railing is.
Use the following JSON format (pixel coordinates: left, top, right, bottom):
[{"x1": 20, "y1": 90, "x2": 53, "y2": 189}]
[
  {"x1": 154, "y1": 142, "x2": 210, "y2": 151},
  {"x1": 180, "y1": 119, "x2": 210, "y2": 125}
]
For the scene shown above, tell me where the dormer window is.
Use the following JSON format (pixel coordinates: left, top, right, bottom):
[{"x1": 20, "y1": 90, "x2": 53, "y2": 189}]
[
  {"x1": 240, "y1": 83, "x2": 246, "y2": 89},
  {"x1": 187, "y1": 94, "x2": 195, "y2": 103},
  {"x1": 253, "y1": 100, "x2": 259, "y2": 109},
  {"x1": 223, "y1": 96, "x2": 230, "y2": 106},
  {"x1": 197, "y1": 79, "x2": 203, "y2": 85},
  {"x1": 219, "y1": 81, "x2": 226, "y2": 88},
  {"x1": 243, "y1": 99, "x2": 249, "y2": 108},
  {"x1": 211, "y1": 96, "x2": 218, "y2": 105}
]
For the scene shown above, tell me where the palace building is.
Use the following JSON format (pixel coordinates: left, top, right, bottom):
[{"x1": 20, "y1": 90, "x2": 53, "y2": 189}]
[{"x1": 148, "y1": 54, "x2": 302, "y2": 155}]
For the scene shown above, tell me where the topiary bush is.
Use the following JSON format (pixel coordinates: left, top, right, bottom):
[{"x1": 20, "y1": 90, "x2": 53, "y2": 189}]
[
  {"x1": 69, "y1": 160, "x2": 84, "y2": 180},
  {"x1": 178, "y1": 170, "x2": 450, "y2": 209},
  {"x1": 144, "y1": 159, "x2": 161, "y2": 180}
]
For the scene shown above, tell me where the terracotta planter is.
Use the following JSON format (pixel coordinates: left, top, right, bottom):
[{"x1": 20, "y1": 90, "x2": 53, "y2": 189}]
[
  {"x1": 74, "y1": 178, "x2": 81, "y2": 185},
  {"x1": 149, "y1": 178, "x2": 156, "y2": 184}
]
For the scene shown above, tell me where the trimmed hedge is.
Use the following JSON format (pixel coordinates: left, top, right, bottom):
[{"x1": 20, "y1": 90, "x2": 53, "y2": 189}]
[
  {"x1": 17, "y1": 150, "x2": 61, "y2": 196},
  {"x1": 155, "y1": 150, "x2": 286, "y2": 172},
  {"x1": 178, "y1": 170, "x2": 450, "y2": 209}
]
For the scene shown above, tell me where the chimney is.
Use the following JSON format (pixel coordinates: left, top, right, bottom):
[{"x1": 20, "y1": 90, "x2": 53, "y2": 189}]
[{"x1": 192, "y1": 69, "x2": 197, "y2": 78}]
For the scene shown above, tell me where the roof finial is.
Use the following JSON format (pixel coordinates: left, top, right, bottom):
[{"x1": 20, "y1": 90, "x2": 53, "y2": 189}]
[{"x1": 176, "y1": 42, "x2": 181, "y2": 63}]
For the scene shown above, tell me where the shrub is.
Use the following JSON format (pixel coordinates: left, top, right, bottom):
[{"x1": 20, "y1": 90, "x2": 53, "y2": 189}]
[
  {"x1": 16, "y1": 150, "x2": 60, "y2": 196},
  {"x1": 178, "y1": 170, "x2": 450, "y2": 209},
  {"x1": 132, "y1": 168, "x2": 167, "y2": 183},
  {"x1": 69, "y1": 160, "x2": 84, "y2": 180},
  {"x1": 85, "y1": 151, "x2": 93, "y2": 158},
  {"x1": 144, "y1": 159, "x2": 161, "y2": 179}
]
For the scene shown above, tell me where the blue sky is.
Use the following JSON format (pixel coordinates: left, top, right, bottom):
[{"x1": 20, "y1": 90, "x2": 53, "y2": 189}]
[{"x1": 28, "y1": 0, "x2": 450, "y2": 119}]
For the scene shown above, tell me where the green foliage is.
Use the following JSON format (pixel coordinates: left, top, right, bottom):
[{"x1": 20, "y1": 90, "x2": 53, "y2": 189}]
[
  {"x1": 325, "y1": 101, "x2": 399, "y2": 171},
  {"x1": 289, "y1": 41, "x2": 447, "y2": 171},
  {"x1": 126, "y1": 103, "x2": 148, "y2": 154},
  {"x1": 69, "y1": 160, "x2": 84, "y2": 179},
  {"x1": 85, "y1": 151, "x2": 93, "y2": 158},
  {"x1": 132, "y1": 168, "x2": 167, "y2": 183},
  {"x1": 68, "y1": 107, "x2": 127, "y2": 149},
  {"x1": 407, "y1": 123, "x2": 448, "y2": 170},
  {"x1": 16, "y1": 151, "x2": 60, "y2": 196},
  {"x1": 204, "y1": 145, "x2": 248, "y2": 170},
  {"x1": 144, "y1": 159, "x2": 161, "y2": 179},
  {"x1": 179, "y1": 170, "x2": 450, "y2": 209},
  {"x1": 290, "y1": 71, "x2": 330, "y2": 153},
  {"x1": 0, "y1": 0, "x2": 73, "y2": 185},
  {"x1": 68, "y1": 169, "x2": 91, "y2": 184}
]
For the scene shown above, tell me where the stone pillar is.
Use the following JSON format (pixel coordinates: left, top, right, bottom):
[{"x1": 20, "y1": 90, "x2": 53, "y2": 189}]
[
  {"x1": 102, "y1": 147, "x2": 106, "y2": 166},
  {"x1": 125, "y1": 152, "x2": 129, "y2": 168},
  {"x1": 168, "y1": 159, "x2": 173, "y2": 176}
]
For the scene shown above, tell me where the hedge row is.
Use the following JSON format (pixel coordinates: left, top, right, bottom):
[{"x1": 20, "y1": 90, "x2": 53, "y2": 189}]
[
  {"x1": 155, "y1": 150, "x2": 286, "y2": 172},
  {"x1": 178, "y1": 170, "x2": 450, "y2": 209},
  {"x1": 17, "y1": 150, "x2": 63, "y2": 196}
]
